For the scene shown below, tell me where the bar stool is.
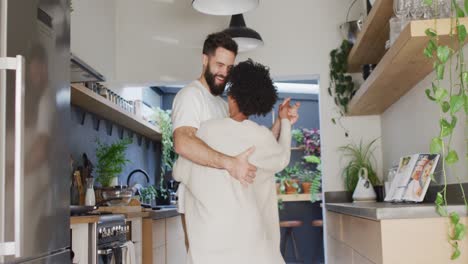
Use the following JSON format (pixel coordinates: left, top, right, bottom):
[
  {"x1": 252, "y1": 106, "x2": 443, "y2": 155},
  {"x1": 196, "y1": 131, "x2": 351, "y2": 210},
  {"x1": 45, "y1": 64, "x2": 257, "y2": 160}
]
[
  {"x1": 311, "y1": 219, "x2": 324, "y2": 263},
  {"x1": 280, "y1": 220, "x2": 303, "y2": 263}
]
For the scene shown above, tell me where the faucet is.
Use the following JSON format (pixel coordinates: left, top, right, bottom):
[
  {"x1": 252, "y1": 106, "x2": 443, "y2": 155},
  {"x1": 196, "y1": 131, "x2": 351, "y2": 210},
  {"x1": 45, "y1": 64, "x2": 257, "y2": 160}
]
[{"x1": 127, "y1": 169, "x2": 150, "y2": 194}]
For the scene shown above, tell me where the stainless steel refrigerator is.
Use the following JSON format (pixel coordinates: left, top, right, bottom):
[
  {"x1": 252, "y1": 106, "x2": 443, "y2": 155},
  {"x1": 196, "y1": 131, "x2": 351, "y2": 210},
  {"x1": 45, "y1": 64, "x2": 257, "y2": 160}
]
[{"x1": 0, "y1": 0, "x2": 70, "y2": 263}]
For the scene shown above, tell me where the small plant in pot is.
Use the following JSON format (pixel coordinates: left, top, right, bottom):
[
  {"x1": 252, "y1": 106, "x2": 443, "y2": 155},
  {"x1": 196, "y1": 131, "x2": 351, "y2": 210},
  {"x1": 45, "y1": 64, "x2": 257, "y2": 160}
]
[
  {"x1": 140, "y1": 185, "x2": 157, "y2": 205},
  {"x1": 339, "y1": 138, "x2": 380, "y2": 194},
  {"x1": 95, "y1": 138, "x2": 131, "y2": 187},
  {"x1": 276, "y1": 164, "x2": 301, "y2": 194}
]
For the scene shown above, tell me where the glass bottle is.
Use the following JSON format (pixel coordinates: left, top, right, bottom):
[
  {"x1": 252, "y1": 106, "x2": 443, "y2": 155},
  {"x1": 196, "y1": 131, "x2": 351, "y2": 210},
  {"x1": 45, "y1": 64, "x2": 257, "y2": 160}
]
[{"x1": 85, "y1": 177, "x2": 96, "y2": 206}]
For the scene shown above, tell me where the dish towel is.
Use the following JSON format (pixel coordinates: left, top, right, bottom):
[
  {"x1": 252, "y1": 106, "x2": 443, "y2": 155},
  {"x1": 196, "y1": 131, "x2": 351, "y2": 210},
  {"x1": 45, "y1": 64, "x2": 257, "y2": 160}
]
[{"x1": 122, "y1": 241, "x2": 136, "y2": 264}]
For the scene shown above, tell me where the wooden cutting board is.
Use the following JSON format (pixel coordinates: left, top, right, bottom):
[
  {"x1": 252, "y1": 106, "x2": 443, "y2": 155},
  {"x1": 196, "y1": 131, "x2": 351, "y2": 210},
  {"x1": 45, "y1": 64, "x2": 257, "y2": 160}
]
[{"x1": 95, "y1": 205, "x2": 142, "y2": 214}]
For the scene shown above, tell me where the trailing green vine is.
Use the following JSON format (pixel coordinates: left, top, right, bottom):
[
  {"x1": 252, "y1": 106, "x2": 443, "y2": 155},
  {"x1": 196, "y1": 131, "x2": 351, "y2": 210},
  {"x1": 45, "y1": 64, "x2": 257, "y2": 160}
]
[
  {"x1": 423, "y1": 0, "x2": 468, "y2": 259},
  {"x1": 329, "y1": 40, "x2": 356, "y2": 137}
]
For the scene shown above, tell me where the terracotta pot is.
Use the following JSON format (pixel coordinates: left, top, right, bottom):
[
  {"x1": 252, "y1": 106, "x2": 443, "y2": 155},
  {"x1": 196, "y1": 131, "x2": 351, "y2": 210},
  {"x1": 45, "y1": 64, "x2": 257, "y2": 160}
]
[
  {"x1": 302, "y1": 182, "x2": 312, "y2": 194},
  {"x1": 285, "y1": 179, "x2": 300, "y2": 194}
]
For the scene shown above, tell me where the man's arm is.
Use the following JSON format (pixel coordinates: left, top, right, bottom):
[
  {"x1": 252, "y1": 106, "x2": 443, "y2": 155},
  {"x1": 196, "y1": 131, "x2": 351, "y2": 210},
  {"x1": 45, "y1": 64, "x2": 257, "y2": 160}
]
[{"x1": 173, "y1": 126, "x2": 257, "y2": 186}]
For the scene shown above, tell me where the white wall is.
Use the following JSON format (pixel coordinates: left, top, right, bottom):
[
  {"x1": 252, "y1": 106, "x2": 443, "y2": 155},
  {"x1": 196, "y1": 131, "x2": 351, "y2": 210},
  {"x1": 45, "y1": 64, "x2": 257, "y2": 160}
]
[
  {"x1": 71, "y1": 0, "x2": 116, "y2": 81},
  {"x1": 382, "y1": 46, "x2": 468, "y2": 184},
  {"x1": 115, "y1": 0, "x2": 228, "y2": 84}
]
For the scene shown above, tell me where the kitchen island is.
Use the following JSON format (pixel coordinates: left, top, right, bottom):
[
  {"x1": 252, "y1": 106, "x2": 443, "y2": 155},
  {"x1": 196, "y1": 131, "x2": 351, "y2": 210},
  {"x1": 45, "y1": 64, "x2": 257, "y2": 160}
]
[{"x1": 325, "y1": 202, "x2": 468, "y2": 264}]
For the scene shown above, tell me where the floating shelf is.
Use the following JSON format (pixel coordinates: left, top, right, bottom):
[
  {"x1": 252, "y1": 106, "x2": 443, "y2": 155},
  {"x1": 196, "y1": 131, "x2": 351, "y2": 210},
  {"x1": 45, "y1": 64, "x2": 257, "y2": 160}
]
[
  {"x1": 278, "y1": 193, "x2": 322, "y2": 202},
  {"x1": 348, "y1": 18, "x2": 468, "y2": 116},
  {"x1": 347, "y1": 0, "x2": 393, "y2": 72},
  {"x1": 291, "y1": 145, "x2": 305, "y2": 151},
  {"x1": 71, "y1": 83, "x2": 162, "y2": 141}
]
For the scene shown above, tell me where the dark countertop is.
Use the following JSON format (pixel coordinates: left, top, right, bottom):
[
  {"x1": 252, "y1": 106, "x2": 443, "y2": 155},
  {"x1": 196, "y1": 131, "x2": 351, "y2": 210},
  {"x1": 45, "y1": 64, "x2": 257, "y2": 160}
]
[
  {"x1": 326, "y1": 202, "x2": 467, "y2": 220},
  {"x1": 145, "y1": 208, "x2": 180, "y2": 220}
]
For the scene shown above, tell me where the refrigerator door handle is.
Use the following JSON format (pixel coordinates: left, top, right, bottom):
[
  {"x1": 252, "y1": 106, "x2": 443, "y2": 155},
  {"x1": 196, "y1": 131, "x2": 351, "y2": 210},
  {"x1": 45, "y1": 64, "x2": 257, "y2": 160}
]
[{"x1": 0, "y1": 55, "x2": 25, "y2": 258}]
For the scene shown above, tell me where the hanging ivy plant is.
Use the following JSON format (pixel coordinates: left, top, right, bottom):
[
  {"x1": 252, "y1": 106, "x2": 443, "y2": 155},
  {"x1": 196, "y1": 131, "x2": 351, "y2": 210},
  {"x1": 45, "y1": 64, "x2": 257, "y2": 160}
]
[
  {"x1": 329, "y1": 40, "x2": 356, "y2": 137},
  {"x1": 423, "y1": 0, "x2": 468, "y2": 260}
]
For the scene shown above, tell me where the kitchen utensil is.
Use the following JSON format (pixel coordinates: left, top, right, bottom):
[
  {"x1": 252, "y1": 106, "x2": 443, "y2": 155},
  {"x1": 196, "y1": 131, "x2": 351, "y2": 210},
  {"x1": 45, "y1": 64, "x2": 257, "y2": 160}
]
[
  {"x1": 340, "y1": 0, "x2": 363, "y2": 44},
  {"x1": 74, "y1": 170, "x2": 85, "y2": 205},
  {"x1": 339, "y1": 20, "x2": 363, "y2": 44},
  {"x1": 352, "y1": 167, "x2": 377, "y2": 202},
  {"x1": 101, "y1": 186, "x2": 132, "y2": 206},
  {"x1": 85, "y1": 178, "x2": 96, "y2": 206},
  {"x1": 70, "y1": 205, "x2": 98, "y2": 216}
]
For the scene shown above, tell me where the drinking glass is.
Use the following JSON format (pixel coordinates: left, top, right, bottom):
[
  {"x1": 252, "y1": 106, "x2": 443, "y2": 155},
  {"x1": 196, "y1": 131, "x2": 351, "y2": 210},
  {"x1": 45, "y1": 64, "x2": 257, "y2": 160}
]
[
  {"x1": 410, "y1": 0, "x2": 424, "y2": 20},
  {"x1": 394, "y1": 0, "x2": 410, "y2": 19}
]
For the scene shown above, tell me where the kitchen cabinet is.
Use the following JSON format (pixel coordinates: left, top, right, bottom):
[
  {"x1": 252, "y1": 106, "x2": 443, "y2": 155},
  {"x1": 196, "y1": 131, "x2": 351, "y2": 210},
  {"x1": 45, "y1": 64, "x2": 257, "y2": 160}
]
[
  {"x1": 326, "y1": 210, "x2": 468, "y2": 264},
  {"x1": 165, "y1": 216, "x2": 187, "y2": 264},
  {"x1": 143, "y1": 215, "x2": 187, "y2": 264},
  {"x1": 127, "y1": 217, "x2": 143, "y2": 264},
  {"x1": 70, "y1": 217, "x2": 99, "y2": 264}
]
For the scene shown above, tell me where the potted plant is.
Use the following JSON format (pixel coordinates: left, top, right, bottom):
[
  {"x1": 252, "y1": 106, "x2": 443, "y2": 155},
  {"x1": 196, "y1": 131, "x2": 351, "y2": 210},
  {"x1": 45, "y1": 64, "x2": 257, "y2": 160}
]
[
  {"x1": 153, "y1": 108, "x2": 178, "y2": 203},
  {"x1": 304, "y1": 155, "x2": 322, "y2": 203},
  {"x1": 276, "y1": 164, "x2": 301, "y2": 194},
  {"x1": 338, "y1": 138, "x2": 380, "y2": 193},
  {"x1": 95, "y1": 138, "x2": 131, "y2": 187},
  {"x1": 140, "y1": 185, "x2": 157, "y2": 205},
  {"x1": 292, "y1": 129, "x2": 304, "y2": 147}
]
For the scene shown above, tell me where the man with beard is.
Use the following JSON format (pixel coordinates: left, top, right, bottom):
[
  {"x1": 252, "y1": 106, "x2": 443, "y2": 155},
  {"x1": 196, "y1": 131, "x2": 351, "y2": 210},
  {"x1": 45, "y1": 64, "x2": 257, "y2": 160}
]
[{"x1": 171, "y1": 32, "x2": 299, "y2": 251}]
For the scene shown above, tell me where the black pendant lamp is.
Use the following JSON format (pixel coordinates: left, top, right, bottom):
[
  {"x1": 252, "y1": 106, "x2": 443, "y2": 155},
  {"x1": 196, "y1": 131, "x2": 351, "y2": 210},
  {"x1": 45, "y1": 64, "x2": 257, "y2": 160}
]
[
  {"x1": 192, "y1": 0, "x2": 259, "y2": 16},
  {"x1": 222, "y1": 14, "x2": 263, "y2": 53}
]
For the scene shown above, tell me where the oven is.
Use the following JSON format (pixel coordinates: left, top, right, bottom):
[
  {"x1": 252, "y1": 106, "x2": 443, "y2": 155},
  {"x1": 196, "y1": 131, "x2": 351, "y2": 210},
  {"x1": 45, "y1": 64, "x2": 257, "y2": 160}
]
[{"x1": 97, "y1": 214, "x2": 129, "y2": 264}]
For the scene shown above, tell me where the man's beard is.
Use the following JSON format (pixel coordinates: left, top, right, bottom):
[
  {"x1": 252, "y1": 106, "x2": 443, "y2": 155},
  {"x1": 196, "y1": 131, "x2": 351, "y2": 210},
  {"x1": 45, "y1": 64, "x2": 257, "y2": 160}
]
[{"x1": 204, "y1": 65, "x2": 227, "y2": 96}]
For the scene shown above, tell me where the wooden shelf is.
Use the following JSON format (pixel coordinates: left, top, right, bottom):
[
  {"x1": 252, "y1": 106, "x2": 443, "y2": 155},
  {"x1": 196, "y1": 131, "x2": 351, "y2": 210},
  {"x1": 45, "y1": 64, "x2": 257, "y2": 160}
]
[
  {"x1": 70, "y1": 215, "x2": 100, "y2": 225},
  {"x1": 348, "y1": 18, "x2": 468, "y2": 116},
  {"x1": 291, "y1": 145, "x2": 305, "y2": 151},
  {"x1": 278, "y1": 193, "x2": 322, "y2": 202},
  {"x1": 71, "y1": 84, "x2": 162, "y2": 141},
  {"x1": 347, "y1": 0, "x2": 393, "y2": 72}
]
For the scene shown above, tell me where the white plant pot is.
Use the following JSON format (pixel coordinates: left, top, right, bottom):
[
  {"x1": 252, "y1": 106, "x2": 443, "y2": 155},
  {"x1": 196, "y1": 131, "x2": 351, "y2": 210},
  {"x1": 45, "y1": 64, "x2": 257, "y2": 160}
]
[{"x1": 110, "y1": 177, "x2": 119, "y2": 187}]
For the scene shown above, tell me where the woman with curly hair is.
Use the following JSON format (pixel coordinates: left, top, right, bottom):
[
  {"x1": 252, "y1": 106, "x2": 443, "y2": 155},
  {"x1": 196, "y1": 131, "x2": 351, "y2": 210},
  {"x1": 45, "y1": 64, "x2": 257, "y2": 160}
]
[{"x1": 173, "y1": 59, "x2": 292, "y2": 264}]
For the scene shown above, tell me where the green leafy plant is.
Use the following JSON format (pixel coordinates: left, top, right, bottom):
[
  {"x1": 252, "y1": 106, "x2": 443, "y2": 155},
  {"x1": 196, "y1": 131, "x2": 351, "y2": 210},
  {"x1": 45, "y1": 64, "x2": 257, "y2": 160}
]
[
  {"x1": 338, "y1": 138, "x2": 380, "y2": 193},
  {"x1": 292, "y1": 129, "x2": 304, "y2": 145},
  {"x1": 140, "y1": 185, "x2": 157, "y2": 204},
  {"x1": 95, "y1": 138, "x2": 131, "y2": 187},
  {"x1": 422, "y1": 0, "x2": 468, "y2": 259},
  {"x1": 277, "y1": 198, "x2": 284, "y2": 210},
  {"x1": 329, "y1": 40, "x2": 356, "y2": 137},
  {"x1": 304, "y1": 155, "x2": 322, "y2": 203},
  {"x1": 275, "y1": 163, "x2": 302, "y2": 194},
  {"x1": 153, "y1": 108, "x2": 178, "y2": 200}
]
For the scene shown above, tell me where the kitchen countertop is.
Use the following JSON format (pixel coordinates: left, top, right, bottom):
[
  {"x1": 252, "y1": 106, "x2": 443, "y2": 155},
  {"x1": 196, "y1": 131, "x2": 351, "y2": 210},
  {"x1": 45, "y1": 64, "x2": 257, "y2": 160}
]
[
  {"x1": 144, "y1": 208, "x2": 180, "y2": 220},
  {"x1": 326, "y1": 202, "x2": 467, "y2": 220},
  {"x1": 70, "y1": 215, "x2": 100, "y2": 225}
]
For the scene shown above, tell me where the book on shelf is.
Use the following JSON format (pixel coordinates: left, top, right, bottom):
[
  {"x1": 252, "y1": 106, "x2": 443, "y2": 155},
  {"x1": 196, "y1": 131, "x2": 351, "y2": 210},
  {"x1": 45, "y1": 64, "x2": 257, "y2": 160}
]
[{"x1": 384, "y1": 153, "x2": 440, "y2": 203}]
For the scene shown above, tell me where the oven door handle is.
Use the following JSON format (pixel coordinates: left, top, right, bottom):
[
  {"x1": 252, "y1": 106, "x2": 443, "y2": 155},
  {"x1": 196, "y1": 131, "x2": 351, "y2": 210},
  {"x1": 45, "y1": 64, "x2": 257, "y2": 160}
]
[
  {"x1": 97, "y1": 244, "x2": 127, "y2": 255},
  {"x1": 97, "y1": 249, "x2": 113, "y2": 255}
]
